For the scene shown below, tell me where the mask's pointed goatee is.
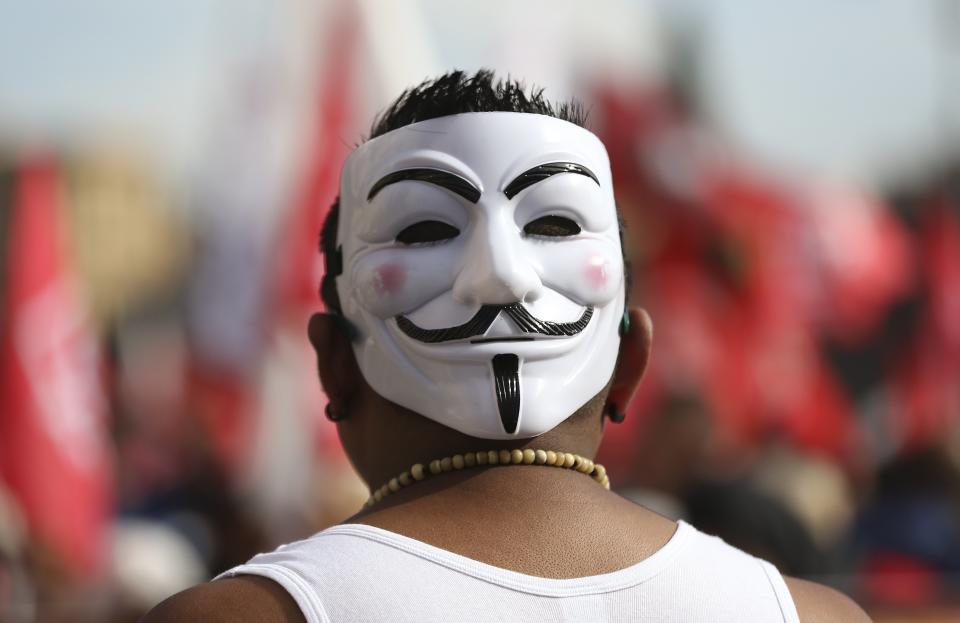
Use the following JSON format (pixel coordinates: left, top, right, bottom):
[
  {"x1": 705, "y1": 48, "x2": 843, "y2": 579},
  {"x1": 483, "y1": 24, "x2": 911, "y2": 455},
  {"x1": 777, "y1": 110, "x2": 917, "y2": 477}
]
[{"x1": 491, "y1": 354, "x2": 520, "y2": 434}]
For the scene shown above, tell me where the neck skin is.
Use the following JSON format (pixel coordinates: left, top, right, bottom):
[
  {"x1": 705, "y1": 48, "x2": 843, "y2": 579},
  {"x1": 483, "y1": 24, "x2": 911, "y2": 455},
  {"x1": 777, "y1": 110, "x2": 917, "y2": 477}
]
[
  {"x1": 338, "y1": 377, "x2": 608, "y2": 493},
  {"x1": 308, "y1": 309, "x2": 676, "y2": 579},
  {"x1": 336, "y1": 382, "x2": 675, "y2": 580}
]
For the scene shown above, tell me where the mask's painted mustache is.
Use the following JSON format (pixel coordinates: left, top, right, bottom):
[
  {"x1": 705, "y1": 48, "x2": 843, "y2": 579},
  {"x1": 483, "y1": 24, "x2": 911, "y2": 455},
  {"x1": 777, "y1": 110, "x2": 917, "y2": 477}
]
[{"x1": 395, "y1": 303, "x2": 593, "y2": 344}]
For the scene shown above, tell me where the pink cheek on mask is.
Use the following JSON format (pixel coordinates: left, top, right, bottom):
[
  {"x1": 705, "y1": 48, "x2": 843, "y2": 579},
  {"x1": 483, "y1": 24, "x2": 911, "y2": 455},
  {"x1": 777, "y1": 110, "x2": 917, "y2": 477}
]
[
  {"x1": 585, "y1": 256, "x2": 609, "y2": 290},
  {"x1": 373, "y1": 263, "x2": 406, "y2": 295}
]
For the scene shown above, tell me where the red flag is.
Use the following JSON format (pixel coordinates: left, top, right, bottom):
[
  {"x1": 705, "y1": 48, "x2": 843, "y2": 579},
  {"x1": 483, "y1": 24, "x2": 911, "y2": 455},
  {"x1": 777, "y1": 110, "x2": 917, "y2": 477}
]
[
  {"x1": 268, "y1": 5, "x2": 362, "y2": 458},
  {"x1": 805, "y1": 184, "x2": 913, "y2": 343},
  {"x1": 0, "y1": 156, "x2": 112, "y2": 577},
  {"x1": 889, "y1": 200, "x2": 960, "y2": 447},
  {"x1": 274, "y1": 5, "x2": 361, "y2": 322}
]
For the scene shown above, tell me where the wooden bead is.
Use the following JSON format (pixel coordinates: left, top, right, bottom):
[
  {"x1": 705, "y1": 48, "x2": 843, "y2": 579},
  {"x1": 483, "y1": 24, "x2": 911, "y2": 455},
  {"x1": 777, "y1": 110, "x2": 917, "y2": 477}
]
[{"x1": 366, "y1": 448, "x2": 610, "y2": 508}]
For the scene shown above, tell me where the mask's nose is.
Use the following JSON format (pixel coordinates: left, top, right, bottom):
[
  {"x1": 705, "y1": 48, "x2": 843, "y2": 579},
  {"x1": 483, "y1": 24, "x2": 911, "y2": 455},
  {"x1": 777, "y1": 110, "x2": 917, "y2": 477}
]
[{"x1": 452, "y1": 209, "x2": 543, "y2": 306}]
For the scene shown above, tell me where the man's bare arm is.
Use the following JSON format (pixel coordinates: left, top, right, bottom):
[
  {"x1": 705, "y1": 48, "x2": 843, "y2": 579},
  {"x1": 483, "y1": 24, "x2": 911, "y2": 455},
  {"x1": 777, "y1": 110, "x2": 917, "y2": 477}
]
[
  {"x1": 140, "y1": 575, "x2": 305, "y2": 623},
  {"x1": 786, "y1": 577, "x2": 872, "y2": 623}
]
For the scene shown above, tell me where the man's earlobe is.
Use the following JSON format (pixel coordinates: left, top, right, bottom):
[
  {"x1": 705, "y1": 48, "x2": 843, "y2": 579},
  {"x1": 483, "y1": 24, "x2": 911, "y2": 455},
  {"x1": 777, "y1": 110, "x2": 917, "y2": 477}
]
[
  {"x1": 324, "y1": 402, "x2": 350, "y2": 422},
  {"x1": 604, "y1": 403, "x2": 626, "y2": 423}
]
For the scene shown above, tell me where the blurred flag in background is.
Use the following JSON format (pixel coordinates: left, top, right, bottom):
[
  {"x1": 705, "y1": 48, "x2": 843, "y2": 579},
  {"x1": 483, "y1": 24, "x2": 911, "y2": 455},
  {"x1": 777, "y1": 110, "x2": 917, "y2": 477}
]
[{"x1": 0, "y1": 156, "x2": 113, "y2": 579}]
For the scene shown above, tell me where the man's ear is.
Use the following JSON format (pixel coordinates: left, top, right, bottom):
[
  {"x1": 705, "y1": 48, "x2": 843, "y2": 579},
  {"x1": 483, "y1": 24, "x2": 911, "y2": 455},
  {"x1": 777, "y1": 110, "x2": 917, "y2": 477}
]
[
  {"x1": 606, "y1": 308, "x2": 653, "y2": 414},
  {"x1": 307, "y1": 313, "x2": 362, "y2": 408}
]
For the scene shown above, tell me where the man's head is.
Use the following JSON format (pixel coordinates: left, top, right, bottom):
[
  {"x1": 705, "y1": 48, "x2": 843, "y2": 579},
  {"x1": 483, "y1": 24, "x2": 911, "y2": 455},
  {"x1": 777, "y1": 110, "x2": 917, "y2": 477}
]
[{"x1": 318, "y1": 70, "x2": 639, "y2": 441}]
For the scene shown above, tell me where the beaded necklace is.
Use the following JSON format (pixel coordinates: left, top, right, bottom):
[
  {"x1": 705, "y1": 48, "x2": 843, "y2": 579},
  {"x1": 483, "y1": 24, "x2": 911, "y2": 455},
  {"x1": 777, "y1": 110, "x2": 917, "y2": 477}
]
[{"x1": 364, "y1": 448, "x2": 609, "y2": 508}]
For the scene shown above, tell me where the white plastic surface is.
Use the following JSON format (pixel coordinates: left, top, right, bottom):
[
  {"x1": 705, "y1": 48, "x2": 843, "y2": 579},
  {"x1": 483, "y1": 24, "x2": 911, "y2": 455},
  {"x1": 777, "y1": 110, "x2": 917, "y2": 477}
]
[{"x1": 336, "y1": 112, "x2": 625, "y2": 438}]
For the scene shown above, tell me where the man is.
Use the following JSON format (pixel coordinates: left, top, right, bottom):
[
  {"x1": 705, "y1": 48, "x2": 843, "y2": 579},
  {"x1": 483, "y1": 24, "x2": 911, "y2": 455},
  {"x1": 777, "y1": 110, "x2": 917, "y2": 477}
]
[{"x1": 144, "y1": 70, "x2": 870, "y2": 622}]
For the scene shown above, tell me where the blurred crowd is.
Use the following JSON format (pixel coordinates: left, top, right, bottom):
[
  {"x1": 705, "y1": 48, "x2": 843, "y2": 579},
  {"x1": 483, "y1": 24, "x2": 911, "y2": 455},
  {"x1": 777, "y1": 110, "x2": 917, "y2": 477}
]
[
  {"x1": 1, "y1": 1, "x2": 960, "y2": 621},
  {"x1": 593, "y1": 80, "x2": 960, "y2": 615}
]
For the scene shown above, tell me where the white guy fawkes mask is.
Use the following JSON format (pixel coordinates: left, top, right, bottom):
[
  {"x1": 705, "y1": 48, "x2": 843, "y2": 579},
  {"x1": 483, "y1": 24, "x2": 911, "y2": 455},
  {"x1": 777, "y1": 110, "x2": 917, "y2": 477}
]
[{"x1": 335, "y1": 112, "x2": 625, "y2": 439}]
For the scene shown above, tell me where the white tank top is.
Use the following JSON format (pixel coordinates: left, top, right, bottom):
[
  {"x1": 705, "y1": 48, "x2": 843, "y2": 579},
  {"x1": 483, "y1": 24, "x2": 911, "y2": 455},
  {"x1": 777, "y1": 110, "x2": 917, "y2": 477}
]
[{"x1": 217, "y1": 520, "x2": 800, "y2": 623}]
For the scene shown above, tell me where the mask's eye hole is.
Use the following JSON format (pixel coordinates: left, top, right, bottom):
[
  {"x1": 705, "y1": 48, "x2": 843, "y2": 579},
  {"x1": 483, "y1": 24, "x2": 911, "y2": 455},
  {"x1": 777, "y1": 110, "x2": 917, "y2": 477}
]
[
  {"x1": 396, "y1": 220, "x2": 460, "y2": 245},
  {"x1": 524, "y1": 215, "x2": 581, "y2": 237}
]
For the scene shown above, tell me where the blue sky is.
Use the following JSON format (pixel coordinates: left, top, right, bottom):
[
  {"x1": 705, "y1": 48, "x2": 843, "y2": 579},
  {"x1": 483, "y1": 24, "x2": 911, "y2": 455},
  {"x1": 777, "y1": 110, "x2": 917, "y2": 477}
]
[{"x1": 0, "y1": 0, "x2": 955, "y2": 188}]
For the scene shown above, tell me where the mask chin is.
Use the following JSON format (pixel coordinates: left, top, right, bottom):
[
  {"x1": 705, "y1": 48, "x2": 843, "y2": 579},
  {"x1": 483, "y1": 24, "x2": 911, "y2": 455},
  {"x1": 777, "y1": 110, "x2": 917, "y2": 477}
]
[{"x1": 347, "y1": 294, "x2": 624, "y2": 440}]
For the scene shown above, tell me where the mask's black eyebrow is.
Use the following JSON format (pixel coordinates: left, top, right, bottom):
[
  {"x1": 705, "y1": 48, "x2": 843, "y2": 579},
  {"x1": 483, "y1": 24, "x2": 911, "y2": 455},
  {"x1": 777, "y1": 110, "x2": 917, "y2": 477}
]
[
  {"x1": 503, "y1": 162, "x2": 599, "y2": 200},
  {"x1": 367, "y1": 168, "x2": 481, "y2": 203}
]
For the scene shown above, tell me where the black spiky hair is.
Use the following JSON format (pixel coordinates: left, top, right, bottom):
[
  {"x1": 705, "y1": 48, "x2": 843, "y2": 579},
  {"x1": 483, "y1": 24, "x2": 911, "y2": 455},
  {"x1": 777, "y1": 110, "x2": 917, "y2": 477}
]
[
  {"x1": 367, "y1": 69, "x2": 588, "y2": 139},
  {"x1": 320, "y1": 69, "x2": 596, "y2": 315}
]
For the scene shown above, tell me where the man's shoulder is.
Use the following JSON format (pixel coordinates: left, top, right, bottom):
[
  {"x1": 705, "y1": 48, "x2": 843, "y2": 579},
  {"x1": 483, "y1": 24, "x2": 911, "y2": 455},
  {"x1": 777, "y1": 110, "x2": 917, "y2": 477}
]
[
  {"x1": 140, "y1": 575, "x2": 305, "y2": 623},
  {"x1": 784, "y1": 577, "x2": 872, "y2": 623}
]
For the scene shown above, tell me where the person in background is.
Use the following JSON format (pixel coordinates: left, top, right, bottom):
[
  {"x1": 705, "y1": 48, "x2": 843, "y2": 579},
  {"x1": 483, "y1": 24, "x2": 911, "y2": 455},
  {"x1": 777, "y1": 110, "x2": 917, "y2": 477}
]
[{"x1": 143, "y1": 70, "x2": 870, "y2": 622}]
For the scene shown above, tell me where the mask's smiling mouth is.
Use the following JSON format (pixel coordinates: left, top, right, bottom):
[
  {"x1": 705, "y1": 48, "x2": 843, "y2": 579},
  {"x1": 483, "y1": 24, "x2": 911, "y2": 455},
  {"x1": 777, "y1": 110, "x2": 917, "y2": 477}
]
[
  {"x1": 395, "y1": 303, "x2": 593, "y2": 344},
  {"x1": 469, "y1": 336, "x2": 535, "y2": 344}
]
